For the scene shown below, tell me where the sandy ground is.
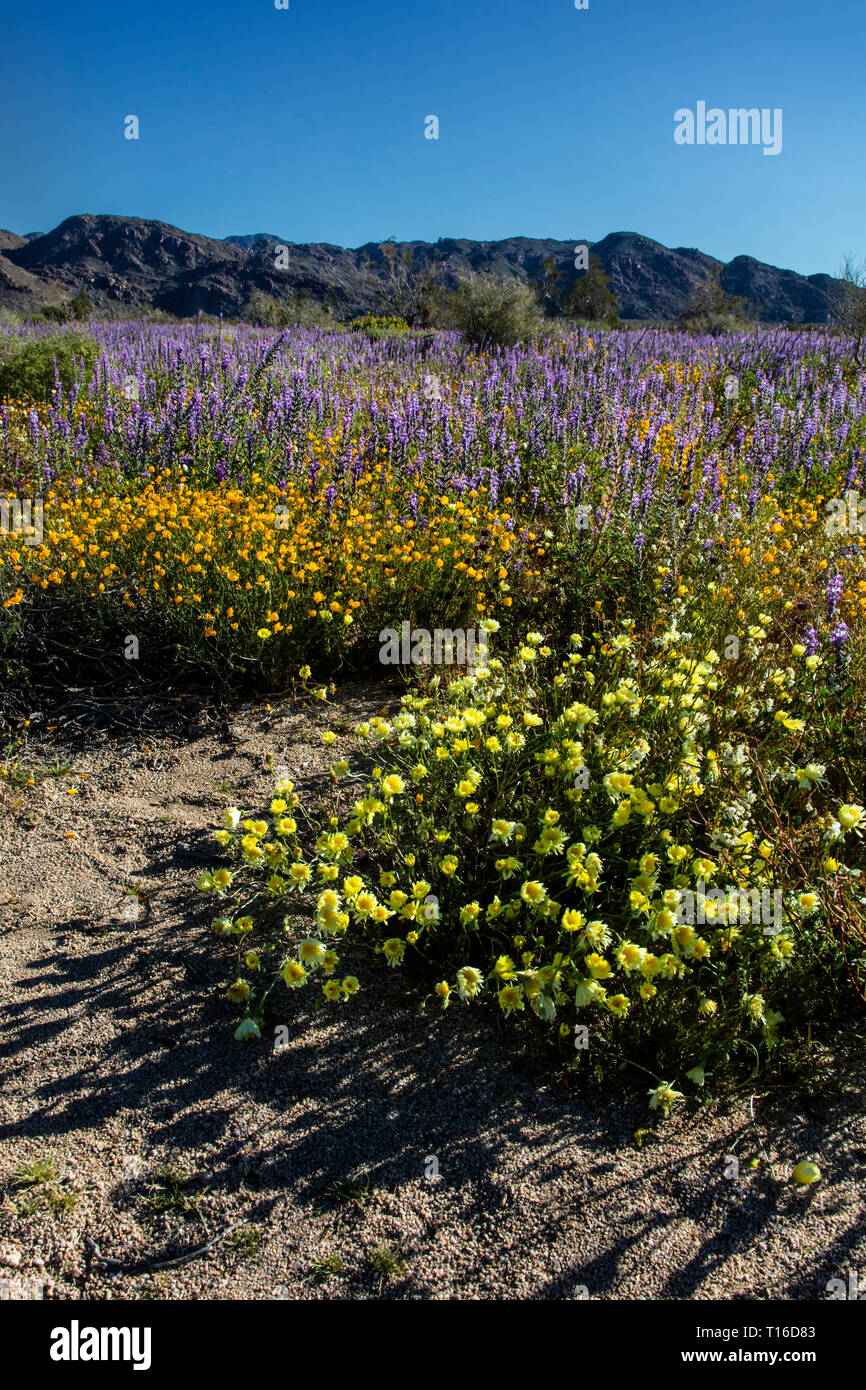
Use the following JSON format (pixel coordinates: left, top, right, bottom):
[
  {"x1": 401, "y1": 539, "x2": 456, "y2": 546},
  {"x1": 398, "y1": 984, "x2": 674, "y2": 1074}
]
[{"x1": 0, "y1": 685, "x2": 864, "y2": 1302}]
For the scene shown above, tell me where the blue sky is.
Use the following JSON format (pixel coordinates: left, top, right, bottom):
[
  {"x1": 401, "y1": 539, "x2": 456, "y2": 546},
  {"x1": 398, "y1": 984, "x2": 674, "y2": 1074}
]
[{"x1": 1, "y1": 0, "x2": 863, "y2": 277}]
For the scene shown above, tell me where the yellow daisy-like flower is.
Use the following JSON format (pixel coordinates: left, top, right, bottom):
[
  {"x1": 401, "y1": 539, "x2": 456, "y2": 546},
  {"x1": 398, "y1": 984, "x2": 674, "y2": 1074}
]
[
  {"x1": 456, "y1": 966, "x2": 483, "y2": 1001},
  {"x1": 298, "y1": 939, "x2": 326, "y2": 967},
  {"x1": 520, "y1": 880, "x2": 547, "y2": 906},
  {"x1": 561, "y1": 908, "x2": 586, "y2": 933},
  {"x1": 341, "y1": 975, "x2": 360, "y2": 996},
  {"x1": 648, "y1": 1082, "x2": 684, "y2": 1113},
  {"x1": 616, "y1": 942, "x2": 646, "y2": 972},
  {"x1": 382, "y1": 938, "x2": 406, "y2": 967},
  {"x1": 606, "y1": 993, "x2": 630, "y2": 1018},
  {"x1": 585, "y1": 952, "x2": 612, "y2": 980},
  {"x1": 322, "y1": 979, "x2": 342, "y2": 1001},
  {"x1": 494, "y1": 954, "x2": 517, "y2": 980},
  {"x1": 498, "y1": 985, "x2": 524, "y2": 1016},
  {"x1": 283, "y1": 960, "x2": 307, "y2": 988}
]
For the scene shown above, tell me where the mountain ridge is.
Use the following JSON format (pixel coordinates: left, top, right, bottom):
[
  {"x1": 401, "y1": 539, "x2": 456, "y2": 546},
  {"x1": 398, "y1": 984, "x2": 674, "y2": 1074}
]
[{"x1": 0, "y1": 214, "x2": 843, "y2": 324}]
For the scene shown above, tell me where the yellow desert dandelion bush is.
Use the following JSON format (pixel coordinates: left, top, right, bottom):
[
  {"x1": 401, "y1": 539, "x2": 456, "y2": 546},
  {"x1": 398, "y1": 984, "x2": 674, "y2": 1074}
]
[{"x1": 202, "y1": 615, "x2": 866, "y2": 1111}]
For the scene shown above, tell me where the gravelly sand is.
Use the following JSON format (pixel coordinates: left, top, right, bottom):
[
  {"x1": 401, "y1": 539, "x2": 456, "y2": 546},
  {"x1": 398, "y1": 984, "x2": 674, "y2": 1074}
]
[{"x1": 1, "y1": 687, "x2": 864, "y2": 1301}]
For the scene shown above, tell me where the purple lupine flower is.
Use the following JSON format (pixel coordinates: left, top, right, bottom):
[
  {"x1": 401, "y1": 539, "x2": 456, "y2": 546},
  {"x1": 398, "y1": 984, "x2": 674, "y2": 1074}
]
[
  {"x1": 802, "y1": 625, "x2": 820, "y2": 656},
  {"x1": 825, "y1": 572, "x2": 844, "y2": 620},
  {"x1": 830, "y1": 620, "x2": 850, "y2": 653}
]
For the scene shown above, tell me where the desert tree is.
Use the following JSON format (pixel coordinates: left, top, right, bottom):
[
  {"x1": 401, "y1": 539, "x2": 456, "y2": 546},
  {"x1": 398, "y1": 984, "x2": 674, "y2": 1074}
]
[
  {"x1": 676, "y1": 266, "x2": 753, "y2": 335},
  {"x1": 533, "y1": 256, "x2": 567, "y2": 317},
  {"x1": 830, "y1": 255, "x2": 866, "y2": 363},
  {"x1": 565, "y1": 253, "x2": 621, "y2": 326},
  {"x1": 377, "y1": 241, "x2": 441, "y2": 327}
]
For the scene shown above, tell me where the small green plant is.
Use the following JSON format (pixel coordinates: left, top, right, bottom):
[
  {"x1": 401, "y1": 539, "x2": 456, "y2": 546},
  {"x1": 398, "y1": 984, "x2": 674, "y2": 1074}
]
[
  {"x1": 367, "y1": 1244, "x2": 404, "y2": 1288},
  {"x1": 144, "y1": 1165, "x2": 205, "y2": 1217},
  {"x1": 12, "y1": 1157, "x2": 57, "y2": 1189},
  {"x1": 310, "y1": 1251, "x2": 345, "y2": 1282},
  {"x1": 229, "y1": 1224, "x2": 264, "y2": 1256},
  {"x1": 10, "y1": 1156, "x2": 77, "y2": 1215},
  {"x1": 321, "y1": 1178, "x2": 372, "y2": 1212},
  {"x1": 1, "y1": 756, "x2": 73, "y2": 790}
]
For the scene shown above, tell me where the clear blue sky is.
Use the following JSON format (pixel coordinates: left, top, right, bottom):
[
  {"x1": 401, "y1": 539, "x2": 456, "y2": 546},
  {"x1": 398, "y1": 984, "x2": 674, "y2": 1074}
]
[{"x1": 1, "y1": 0, "x2": 863, "y2": 277}]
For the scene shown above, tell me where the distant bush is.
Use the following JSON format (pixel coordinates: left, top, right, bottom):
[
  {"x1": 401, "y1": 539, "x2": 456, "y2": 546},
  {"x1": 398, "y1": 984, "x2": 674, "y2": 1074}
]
[
  {"x1": 676, "y1": 268, "x2": 754, "y2": 335},
  {"x1": 31, "y1": 290, "x2": 94, "y2": 326},
  {"x1": 0, "y1": 331, "x2": 99, "y2": 401},
  {"x1": 243, "y1": 291, "x2": 335, "y2": 330},
  {"x1": 565, "y1": 254, "x2": 622, "y2": 327},
  {"x1": 440, "y1": 273, "x2": 544, "y2": 348},
  {"x1": 349, "y1": 313, "x2": 409, "y2": 339}
]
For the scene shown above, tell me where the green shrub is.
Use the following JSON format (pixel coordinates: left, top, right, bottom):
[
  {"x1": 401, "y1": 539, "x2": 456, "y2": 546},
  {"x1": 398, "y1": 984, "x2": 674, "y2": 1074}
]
[
  {"x1": 440, "y1": 273, "x2": 544, "y2": 348},
  {"x1": 0, "y1": 331, "x2": 99, "y2": 401},
  {"x1": 349, "y1": 313, "x2": 410, "y2": 339},
  {"x1": 243, "y1": 291, "x2": 335, "y2": 330}
]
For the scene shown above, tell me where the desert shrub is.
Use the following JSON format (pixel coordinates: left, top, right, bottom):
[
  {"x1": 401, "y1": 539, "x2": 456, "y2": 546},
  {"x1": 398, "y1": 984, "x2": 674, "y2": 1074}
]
[
  {"x1": 439, "y1": 272, "x2": 544, "y2": 348},
  {"x1": 0, "y1": 331, "x2": 99, "y2": 401},
  {"x1": 676, "y1": 267, "x2": 755, "y2": 335},
  {"x1": 199, "y1": 613, "x2": 865, "y2": 1111},
  {"x1": 243, "y1": 291, "x2": 334, "y2": 330},
  {"x1": 30, "y1": 290, "x2": 94, "y2": 326},
  {"x1": 349, "y1": 313, "x2": 409, "y2": 339}
]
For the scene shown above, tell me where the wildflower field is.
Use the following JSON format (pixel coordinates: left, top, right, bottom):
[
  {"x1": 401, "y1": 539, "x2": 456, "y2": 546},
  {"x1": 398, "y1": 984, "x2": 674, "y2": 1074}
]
[{"x1": 2, "y1": 319, "x2": 865, "y2": 1113}]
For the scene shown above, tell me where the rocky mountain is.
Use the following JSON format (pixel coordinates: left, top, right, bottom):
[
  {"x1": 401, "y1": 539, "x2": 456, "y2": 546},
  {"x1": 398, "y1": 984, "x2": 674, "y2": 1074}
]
[
  {"x1": 223, "y1": 233, "x2": 288, "y2": 249},
  {"x1": 0, "y1": 213, "x2": 844, "y2": 324}
]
